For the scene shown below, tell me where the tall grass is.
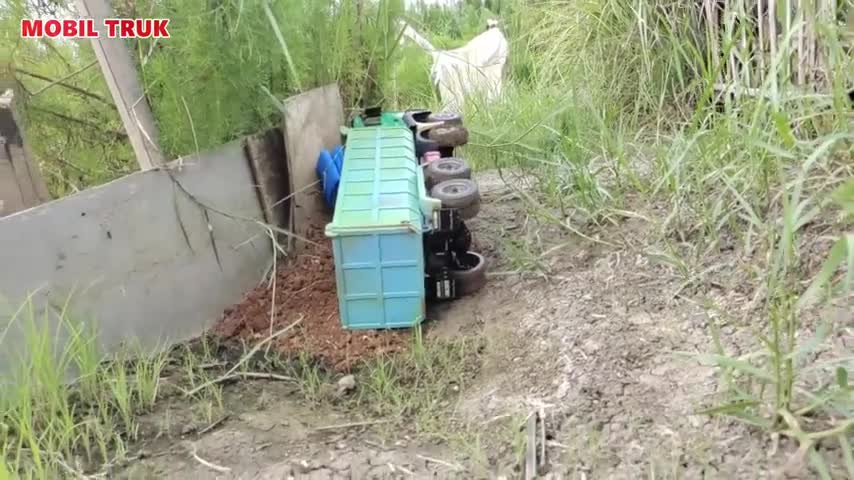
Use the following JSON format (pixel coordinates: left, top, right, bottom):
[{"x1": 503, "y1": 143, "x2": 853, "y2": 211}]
[
  {"x1": 131, "y1": 0, "x2": 419, "y2": 158},
  {"x1": 4, "y1": 0, "x2": 135, "y2": 197},
  {"x1": 459, "y1": 0, "x2": 852, "y2": 474},
  {"x1": 5, "y1": 0, "x2": 436, "y2": 193},
  {"x1": 0, "y1": 295, "x2": 168, "y2": 478},
  {"x1": 406, "y1": 0, "x2": 502, "y2": 48},
  {"x1": 4, "y1": 0, "x2": 523, "y2": 193}
]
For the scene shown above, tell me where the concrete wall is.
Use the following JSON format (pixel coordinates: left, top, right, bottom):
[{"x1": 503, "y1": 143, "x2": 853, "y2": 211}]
[
  {"x1": 282, "y1": 84, "x2": 344, "y2": 251},
  {"x1": 0, "y1": 138, "x2": 273, "y2": 369}
]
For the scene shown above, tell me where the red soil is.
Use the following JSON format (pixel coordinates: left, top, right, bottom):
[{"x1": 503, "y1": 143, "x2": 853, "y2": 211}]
[{"x1": 214, "y1": 225, "x2": 410, "y2": 372}]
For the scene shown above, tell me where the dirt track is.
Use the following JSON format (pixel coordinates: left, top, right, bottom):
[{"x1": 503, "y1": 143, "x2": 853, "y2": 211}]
[{"x1": 121, "y1": 172, "x2": 850, "y2": 479}]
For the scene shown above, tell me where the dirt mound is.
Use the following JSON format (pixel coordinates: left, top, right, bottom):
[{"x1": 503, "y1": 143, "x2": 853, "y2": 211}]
[{"x1": 215, "y1": 226, "x2": 410, "y2": 372}]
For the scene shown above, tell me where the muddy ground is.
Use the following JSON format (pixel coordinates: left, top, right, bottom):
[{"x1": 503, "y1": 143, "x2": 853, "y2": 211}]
[{"x1": 119, "y1": 172, "x2": 851, "y2": 479}]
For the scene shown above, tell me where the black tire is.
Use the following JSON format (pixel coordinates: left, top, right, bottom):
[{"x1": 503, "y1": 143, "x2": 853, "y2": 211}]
[
  {"x1": 415, "y1": 129, "x2": 440, "y2": 159},
  {"x1": 403, "y1": 109, "x2": 431, "y2": 128},
  {"x1": 451, "y1": 251, "x2": 487, "y2": 296},
  {"x1": 428, "y1": 125, "x2": 469, "y2": 148},
  {"x1": 425, "y1": 157, "x2": 471, "y2": 189},
  {"x1": 430, "y1": 179, "x2": 481, "y2": 219},
  {"x1": 458, "y1": 198, "x2": 481, "y2": 220},
  {"x1": 451, "y1": 222, "x2": 472, "y2": 253},
  {"x1": 427, "y1": 112, "x2": 463, "y2": 126}
]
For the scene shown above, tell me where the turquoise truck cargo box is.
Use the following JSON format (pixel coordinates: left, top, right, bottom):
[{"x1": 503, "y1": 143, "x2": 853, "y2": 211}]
[{"x1": 325, "y1": 124, "x2": 440, "y2": 329}]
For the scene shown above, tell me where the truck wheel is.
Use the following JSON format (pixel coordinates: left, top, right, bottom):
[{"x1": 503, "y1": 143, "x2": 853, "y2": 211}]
[
  {"x1": 451, "y1": 251, "x2": 487, "y2": 296},
  {"x1": 451, "y1": 222, "x2": 472, "y2": 253},
  {"x1": 427, "y1": 112, "x2": 463, "y2": 126},
  {"x1": 404, "y1": 109, "x2": 431, "y2": 128},
  {"x1": 431, "y1": 179, "x2": 481, "y2": 219},
  {"x1": 426, "y1": 157, "x2": 471, "y2": 188},
  {"x1": 428, "y1": 125, "x2": 469, "y2": 148},
  {"x1": 415, "y1": 129, "x2": 440, "y2": 159}
]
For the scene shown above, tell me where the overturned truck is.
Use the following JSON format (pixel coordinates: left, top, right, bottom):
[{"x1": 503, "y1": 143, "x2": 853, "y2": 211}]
[{"x1": 321, "y1": 107, "x2": 485, "y2": 330}]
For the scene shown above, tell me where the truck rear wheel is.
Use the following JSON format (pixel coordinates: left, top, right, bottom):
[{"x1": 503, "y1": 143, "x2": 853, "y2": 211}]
[
  {"x1": 426, "y1": 157, "x2": 471, "y2": 188},
  {"x1": 415, "y1": 129, "x2": 440, "y2": 159},
  {"x1": 404, "y1": 109, "x2": 431, "y2": 128},
  {"x1": 428, "y1": 125, "x2": 469, "y2": 148},
  {"x1": 431, "y1": 179, "x2": 481, "y2": 219},
  {"x1": 451, "y1": 251, "x2": 487, "y2": 296},
  {"x1": 427, "y1": 112, "x2": 463, "y2": 126}
]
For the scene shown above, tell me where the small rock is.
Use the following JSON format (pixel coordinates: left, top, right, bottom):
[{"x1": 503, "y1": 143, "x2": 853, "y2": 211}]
[
  {"x1": 351, "y1": 461, "x2": 371, "y2": 479},
  {"x1": 255, "y1": 461, "x2": 294, "y2": 479},
  {"x1": 369, "y1": 451, "x2": 396, "y2": 466},
  {"x1": 307, "y1": 468, "x2": 334, "y2": 480},
  {"x1": 629, "y1": 312, "x2": 653, "y2": 325},
  {"x1": 329, "y1": 454, "x2": 353, "y2": 471},
  {"x1": 367, "y1": 465, "x2": 389, "y2": 478},
  {"x1": 336, "y1": 442, "x2": 347, "y2": 450},
  {"x1": 638, "y1": 373, "x2": 661, "y2": 386},
  {"x1": 336, "y1": 375, "x2": 356, "y2": 395},
  {"x1": 581, "y1": 338, "x2": 601, "y2": 354},
  {"x1": 295, "y1": 460, "x2": 312, "y2": 474}
]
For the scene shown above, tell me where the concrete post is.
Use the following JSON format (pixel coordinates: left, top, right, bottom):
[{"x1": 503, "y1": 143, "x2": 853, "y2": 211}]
[{"x1": 73, "y1": 0, "x2": 164, "y2": 170}]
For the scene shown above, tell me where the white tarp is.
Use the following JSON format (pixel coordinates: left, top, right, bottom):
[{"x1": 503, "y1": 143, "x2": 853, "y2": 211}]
[{"x1": 400, "y1": 20, "x2": 508, "y2": 112}]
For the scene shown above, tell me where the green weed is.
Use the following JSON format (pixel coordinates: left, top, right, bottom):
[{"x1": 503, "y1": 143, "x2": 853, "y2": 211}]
[
  {"x1": 291, "y1": 351, "x2": 327, "y2": 404},
  {"x1": 0, "y1": 295, "x2": 168, "y2": 478},
  {"x1": 350, "y1": 326, "x2": 481, "y2": 436},
  {"x1": 457, "y1": 0, "x2": 853, "y2": 475}
]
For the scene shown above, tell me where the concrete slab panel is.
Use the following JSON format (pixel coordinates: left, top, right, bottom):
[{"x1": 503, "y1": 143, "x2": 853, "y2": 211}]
[
  {"x1": 245, "y1": 127, "x2": 290, "y2": 236},
  {"x1": 0, "y1": 89, "x2": 50, "y2": 217},
  {"x1": 282, "y1": 83, "x2": 344, "y2": 250},
  {"x1": 0, "y1": 145, "x2": 24, "y2": 215},
  {"x1": 0, "y1": 139, "x2": 272, "y2": 373},
  {"x1": 7, "y1": 145, "x2": 38, "y2": 206}
]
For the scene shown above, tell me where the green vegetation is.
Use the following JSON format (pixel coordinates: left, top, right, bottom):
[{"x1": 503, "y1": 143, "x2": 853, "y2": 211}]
[
  {"x1": 0, "y1": 292, "x2": 481, "y2": 477},
  {"x1": 5, "y1": 0, "x2": 428, "y2": 195},
  {"x1": 351, "y1": 327, "x2": 478, "y2": 433},
  {"x1": 0, "y1": 294, "x2": 168, "y2": 478},
  {"x1": 460, "y1": 0, "x2": 854, "y2": 474}
]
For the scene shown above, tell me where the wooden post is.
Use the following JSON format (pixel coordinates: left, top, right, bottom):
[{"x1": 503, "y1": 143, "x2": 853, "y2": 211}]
[{"x1": 73, "y1": 0, "x2": 164, "y2": 170}]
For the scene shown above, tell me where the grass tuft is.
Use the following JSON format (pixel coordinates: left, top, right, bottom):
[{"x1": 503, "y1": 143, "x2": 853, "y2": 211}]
[
  {"x1": 0, "y1": 296, "x2": 168, "y2": 478},
  {"x1": 346, "y1": 326, "x2": 481, "y2": 436}
]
